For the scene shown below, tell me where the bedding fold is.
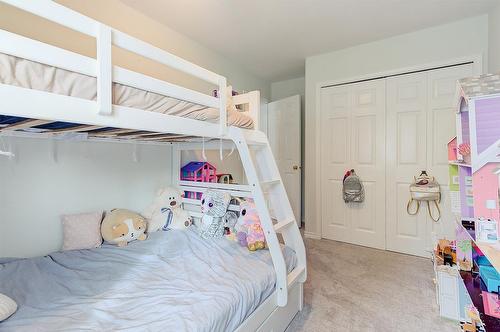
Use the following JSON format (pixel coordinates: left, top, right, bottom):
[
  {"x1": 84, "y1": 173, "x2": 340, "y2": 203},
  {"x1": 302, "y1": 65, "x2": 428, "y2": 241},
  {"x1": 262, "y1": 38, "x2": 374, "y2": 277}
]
[{"x1": 0, "y1": 229, "x2": 296, "y2": 331}]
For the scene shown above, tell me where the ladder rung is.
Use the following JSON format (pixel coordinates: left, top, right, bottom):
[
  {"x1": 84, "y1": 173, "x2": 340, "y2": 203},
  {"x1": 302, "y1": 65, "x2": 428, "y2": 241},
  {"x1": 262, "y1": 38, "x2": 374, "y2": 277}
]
[
  {"x1": 287, "y1": 265, "x2": 306, "y2": 286},
  {"x1": 260, "y1": 179, "x2": 281, "y2": 187},
  {"x1": 249, "y1": 141, "x2": 267, "y2": 148},
  {"x1": 274, "y1": 218, "x2": 295, "y2": 232}
]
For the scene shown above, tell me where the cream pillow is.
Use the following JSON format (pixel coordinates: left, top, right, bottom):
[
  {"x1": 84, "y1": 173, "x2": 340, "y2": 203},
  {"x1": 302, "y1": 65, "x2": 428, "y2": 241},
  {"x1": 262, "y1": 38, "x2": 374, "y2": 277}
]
[
  {"x1": 0, "y1": 293, "x2": 17, "y2": 322},
  {"x1": 61, "y1": 211, "x2": 103, "y2": 251}
]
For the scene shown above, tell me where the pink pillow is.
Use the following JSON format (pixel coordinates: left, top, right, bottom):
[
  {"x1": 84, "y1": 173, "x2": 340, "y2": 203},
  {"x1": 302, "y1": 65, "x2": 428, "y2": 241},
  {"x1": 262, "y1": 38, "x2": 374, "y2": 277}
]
[{"x1": 61, "y1": 211, "x2": 103, "y2": 251}]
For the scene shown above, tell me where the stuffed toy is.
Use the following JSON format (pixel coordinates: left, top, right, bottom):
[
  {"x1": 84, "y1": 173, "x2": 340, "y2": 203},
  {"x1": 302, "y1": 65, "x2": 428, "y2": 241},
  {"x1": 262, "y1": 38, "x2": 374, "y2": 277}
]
[
  {"x1": 0, "y1": 293, "x2": 17, "y2": 322},
  {"x1": 198, "y1": 189, "x2": 232, "y2": 239},
  {"x1": 143, "y1": 187, "x2": 192, "y2": 233},
  {"x1": 101, "y1": 209, "x2": 147, "y2": 247},
  {"x1": 236, "y1": 200, "x2": 266, "y2": 251},
  {"x1": 223, "y1": 209, "x2": 238, "y2": 241}
]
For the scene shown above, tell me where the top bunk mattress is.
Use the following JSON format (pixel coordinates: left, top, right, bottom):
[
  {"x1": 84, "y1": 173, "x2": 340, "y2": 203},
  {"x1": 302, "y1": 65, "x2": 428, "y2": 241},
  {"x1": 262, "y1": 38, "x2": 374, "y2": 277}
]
[
  {"x1": 0, "y1": 53, "x2": 254, "y2": 129},
  {"x1": 0, "y1": 229, "x2": 296, "y2": 332}
]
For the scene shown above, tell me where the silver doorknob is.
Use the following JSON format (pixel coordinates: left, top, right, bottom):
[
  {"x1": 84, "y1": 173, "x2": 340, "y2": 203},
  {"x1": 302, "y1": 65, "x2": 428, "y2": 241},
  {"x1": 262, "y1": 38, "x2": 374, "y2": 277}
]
[{"x1": 293, "y1": 165, "x2": 300, "y2": 170}]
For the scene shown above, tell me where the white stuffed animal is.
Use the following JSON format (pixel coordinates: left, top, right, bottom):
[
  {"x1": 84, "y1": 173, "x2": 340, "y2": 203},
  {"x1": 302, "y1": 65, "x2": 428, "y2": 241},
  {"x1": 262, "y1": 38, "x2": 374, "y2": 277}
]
[
  {"x1": 143, "y1": 187, "x2": 192, "y2": 233},
  {"x1": 198, "y1": 189, "x2": 232, "y2": 239}
]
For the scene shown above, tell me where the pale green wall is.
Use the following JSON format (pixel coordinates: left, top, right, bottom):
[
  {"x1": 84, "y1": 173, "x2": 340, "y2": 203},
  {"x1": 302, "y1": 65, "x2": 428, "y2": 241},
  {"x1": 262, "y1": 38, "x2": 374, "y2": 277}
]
[
  {"x1": 0, "y1": 0, "x2": 271, "y2": 98},
  {"x1": 304, "y1": 15, "x2": 489, "y2": 238},
  {"x1": 0, "y1": 138, "x2": 173, "y2": 257},
  {"x1": 489, "y1": 4, "x2": 500, "y2": 73}
]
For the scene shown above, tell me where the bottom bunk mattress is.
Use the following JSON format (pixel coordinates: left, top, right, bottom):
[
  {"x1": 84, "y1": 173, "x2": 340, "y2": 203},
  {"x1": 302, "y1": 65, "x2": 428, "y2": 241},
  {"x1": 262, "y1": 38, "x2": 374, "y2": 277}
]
[{"x1": 0, "y1": 229, "x2": 297, "y2": 332}]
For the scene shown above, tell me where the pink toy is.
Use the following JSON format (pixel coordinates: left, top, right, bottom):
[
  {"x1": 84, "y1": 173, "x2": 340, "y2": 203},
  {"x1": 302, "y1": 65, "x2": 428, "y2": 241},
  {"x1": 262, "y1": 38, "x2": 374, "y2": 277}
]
[
  {"x1": 180, "y1": 161, "x2": 217, "y2": 199},
  {"x1": 447, "y1": 137, "x2": 457, "y2": 162},
  {"x1": 235, "y1": 199, "x2": 266, "y2": 251},
  {"x1": 458, "y1": 143, "x2": 471, "y2": 164}
]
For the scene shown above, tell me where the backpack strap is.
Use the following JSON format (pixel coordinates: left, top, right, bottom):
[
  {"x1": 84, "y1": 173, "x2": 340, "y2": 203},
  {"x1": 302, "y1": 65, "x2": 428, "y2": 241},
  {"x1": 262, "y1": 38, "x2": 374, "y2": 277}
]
[
  {"x1": 427, "y1": 200, "x2": 441, "y2": 222},
  {"x1": 406, "y1": 198, "x2": 420, "y2": 215}
]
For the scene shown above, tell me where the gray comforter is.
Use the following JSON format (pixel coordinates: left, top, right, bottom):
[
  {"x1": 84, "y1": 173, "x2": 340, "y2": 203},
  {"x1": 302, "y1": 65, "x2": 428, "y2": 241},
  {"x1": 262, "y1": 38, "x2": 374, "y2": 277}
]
[{"x1": 0, "y1": 229, "x2": 296, "y2": 331}]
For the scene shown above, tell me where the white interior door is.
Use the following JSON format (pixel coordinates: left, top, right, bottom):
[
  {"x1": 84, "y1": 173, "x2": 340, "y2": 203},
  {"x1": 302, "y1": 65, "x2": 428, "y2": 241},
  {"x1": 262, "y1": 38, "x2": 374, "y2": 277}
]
[
  {"x1": 386, "y1": 64, "x2": 474, "y2": 257},
  {"x1": 320, "y1": 80, "x2": 386, "y2": 249},
  {"x1": 268, "y1": 95, "x2": 301, "y2": 225}
]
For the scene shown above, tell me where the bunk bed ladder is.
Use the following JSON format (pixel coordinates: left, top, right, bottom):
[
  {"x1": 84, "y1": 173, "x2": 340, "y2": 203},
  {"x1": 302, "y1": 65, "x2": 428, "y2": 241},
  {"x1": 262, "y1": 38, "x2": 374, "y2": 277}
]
[{"x1": 230, "y1": 127, "x2": 306, "y2": 308}]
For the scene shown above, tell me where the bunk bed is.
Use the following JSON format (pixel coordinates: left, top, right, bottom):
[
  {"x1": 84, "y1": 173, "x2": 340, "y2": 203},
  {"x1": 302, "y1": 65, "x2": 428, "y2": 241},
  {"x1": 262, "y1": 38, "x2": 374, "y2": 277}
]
[{"x1": 0, "y1": 1, "x2": 306, "y2": 331}]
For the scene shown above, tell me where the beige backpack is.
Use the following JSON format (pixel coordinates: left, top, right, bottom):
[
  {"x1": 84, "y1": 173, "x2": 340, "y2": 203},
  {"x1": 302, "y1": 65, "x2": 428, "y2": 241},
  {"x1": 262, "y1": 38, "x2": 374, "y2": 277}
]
[{"x1": 407, "y1": 171, "x2": 441, "y2": 222}]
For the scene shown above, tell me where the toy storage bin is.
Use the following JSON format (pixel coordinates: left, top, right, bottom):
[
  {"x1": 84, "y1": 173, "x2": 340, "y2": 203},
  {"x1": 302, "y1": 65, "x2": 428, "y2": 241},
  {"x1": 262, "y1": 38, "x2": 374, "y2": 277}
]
[{"x1": 479, "y1": 265, "x2": 500, "y2": 293}]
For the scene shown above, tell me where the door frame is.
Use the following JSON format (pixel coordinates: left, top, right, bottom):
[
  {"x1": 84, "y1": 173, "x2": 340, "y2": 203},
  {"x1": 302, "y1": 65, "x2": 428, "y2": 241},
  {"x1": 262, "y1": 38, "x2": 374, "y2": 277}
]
[
  {"x1": 267, "y1": 94, "x2": 302, "y2": 226},
  {"x1": 314, "y1": 54, "x2": 483, "y2": 240}
]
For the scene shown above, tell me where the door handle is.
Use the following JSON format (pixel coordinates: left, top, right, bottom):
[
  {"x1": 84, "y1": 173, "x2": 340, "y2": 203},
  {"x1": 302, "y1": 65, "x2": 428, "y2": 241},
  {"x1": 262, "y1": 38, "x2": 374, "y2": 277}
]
[{"x1": 293, "y1": 165, "x2": 301, "y2": 170}]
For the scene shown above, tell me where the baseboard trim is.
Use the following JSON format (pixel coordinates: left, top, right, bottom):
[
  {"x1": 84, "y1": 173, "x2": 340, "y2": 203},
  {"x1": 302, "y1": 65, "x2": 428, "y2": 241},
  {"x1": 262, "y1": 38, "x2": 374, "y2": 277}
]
[{"x1": 304, "y1": 231, "x2": 321, "y2": 239}]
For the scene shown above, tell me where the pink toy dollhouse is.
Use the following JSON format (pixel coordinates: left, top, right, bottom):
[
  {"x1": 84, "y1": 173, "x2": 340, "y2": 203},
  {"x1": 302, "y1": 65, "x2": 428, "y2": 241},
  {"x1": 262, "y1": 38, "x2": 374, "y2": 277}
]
[
  {"x1": 444, "y1": 73, "x2": 500, "y2": 329},
  {"x1": 455, "y1": 73, "x2": 500, "y2": 221},
  {"x1": 180, "y1": 161, "x2": 217, "y2": 199}
]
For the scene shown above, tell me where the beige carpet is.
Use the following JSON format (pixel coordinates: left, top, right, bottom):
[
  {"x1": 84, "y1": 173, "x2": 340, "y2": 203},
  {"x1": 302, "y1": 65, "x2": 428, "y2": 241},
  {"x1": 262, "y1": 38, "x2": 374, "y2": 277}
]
[{"x1": 286, "y1": 237, "x2": 459, "y2": 332}]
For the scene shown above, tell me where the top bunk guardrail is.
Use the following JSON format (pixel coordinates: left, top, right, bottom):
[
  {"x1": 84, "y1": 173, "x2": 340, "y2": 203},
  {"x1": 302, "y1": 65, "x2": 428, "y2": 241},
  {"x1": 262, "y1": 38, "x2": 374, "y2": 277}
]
[{"x1": 0, "y1": 0, "x2": 259, "y2": 140}]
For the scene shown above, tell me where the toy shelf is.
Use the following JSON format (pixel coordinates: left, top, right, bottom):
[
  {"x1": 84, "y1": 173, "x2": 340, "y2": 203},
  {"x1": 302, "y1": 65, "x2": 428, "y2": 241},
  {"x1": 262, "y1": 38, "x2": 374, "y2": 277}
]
[
  {"x1": 449, "y1": 161, "x2": 472, "y2": 168},
  {"x1": 456, "y1": 217, "x2": 500, "y2": 275},
  {"x1": 455, "y1": 217, "x2": 500, "y2": 330},
  {"x1": 440, "y1": 73, "x2": 500, "y2": 331},
  {"x1": 460, "y1": 270, "x2": 500, "y2": 331}
]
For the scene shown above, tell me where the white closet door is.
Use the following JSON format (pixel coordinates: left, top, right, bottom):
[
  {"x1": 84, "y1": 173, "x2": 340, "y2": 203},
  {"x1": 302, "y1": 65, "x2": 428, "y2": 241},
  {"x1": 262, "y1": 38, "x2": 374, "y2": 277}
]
[
  {"x1": 386, "y1": 73, "x2": 429, "y2": 256},
  {"x1": 320, "y1": 80, "x2": 386, "y2": 249},
  {"x1": 427, "y1": 65, "x2": 474, "y2": 242},
  {"x1": 386, "y1": 64, "x2": 474, "y2": 257},
  {"x1": 320, "y1": 84, "x2": 352, "y2": 242}
]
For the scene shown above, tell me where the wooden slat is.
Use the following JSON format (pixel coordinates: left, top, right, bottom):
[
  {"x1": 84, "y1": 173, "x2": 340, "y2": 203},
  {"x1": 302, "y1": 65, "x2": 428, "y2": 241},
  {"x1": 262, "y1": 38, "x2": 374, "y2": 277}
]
[
  {"x1": 51, "y1": 125, "x2": 102, "y2": 134},
  {"x1": 115, "y1": 131, "x2": 151, "y2": 138},
  {"x1": 130, "y1": 132, "x2": 167, "y2": 139},
  {"x1": 0, "y1": 119, "x2": 51, "y2": 130},
  {"x1": 88, "y1": 128, "x2": 138, "y2": 137},
  {"x1": 118, "y1": 132, "x2": 174, "y2": 140},
  {"x1": 137, "y1": 134, "x2": 188, "y2": 141}
]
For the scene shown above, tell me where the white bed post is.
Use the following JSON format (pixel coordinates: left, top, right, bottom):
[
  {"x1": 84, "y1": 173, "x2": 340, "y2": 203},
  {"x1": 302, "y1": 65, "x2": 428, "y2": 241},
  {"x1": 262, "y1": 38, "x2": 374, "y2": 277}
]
[
  {"x1": 247, "y1": 90, "x2": 260, "y2": 131},
  {"x1": 97, "y1": 24, "x2": 112, "y2": 115},
  {"x1": 172, "y1": 143, "x2": 181, "y2": 187},
  {"x1": 219, "y1": 78, "x2": 227, "y2": 136}
]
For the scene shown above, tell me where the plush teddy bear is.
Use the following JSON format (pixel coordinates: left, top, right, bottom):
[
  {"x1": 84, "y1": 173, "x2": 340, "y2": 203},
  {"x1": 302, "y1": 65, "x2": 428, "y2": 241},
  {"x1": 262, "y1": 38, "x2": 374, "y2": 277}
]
[
  {"x1": 143, "y1": 187, "x2": 192, "y2": 233},
  {"x1": 101, "y1": 209, "x2": 147, "y2": 247},
  {"x1": 198, "y1": 189, "x2": 232, "y2": 239},
  {"x1": 236, "y1": 200, "x2": 266, "y2": 251}
]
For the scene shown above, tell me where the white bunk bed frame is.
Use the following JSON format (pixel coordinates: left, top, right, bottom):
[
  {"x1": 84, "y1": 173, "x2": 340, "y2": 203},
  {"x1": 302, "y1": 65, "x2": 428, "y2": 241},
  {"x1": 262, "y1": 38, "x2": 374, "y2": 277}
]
[{"x1": 0, "y1": 1, "x2": 306, "y2": 331}]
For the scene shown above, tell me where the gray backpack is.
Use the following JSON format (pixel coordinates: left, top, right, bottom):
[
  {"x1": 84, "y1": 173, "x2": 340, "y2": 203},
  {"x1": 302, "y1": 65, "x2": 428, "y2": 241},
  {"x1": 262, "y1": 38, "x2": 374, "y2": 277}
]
[{"x1": 343, "y1": 169, "x2": 365, "y2": 203}]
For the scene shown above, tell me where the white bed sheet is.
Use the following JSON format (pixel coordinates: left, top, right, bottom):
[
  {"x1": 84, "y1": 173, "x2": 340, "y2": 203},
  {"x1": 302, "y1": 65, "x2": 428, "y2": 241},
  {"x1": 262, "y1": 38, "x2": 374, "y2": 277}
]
[
  {"x1": 0, "y1": 229, "x2": 296, "y2": 331},
  {"x1": 0, "y1": 53, "x2": 254, "y2": 129}
]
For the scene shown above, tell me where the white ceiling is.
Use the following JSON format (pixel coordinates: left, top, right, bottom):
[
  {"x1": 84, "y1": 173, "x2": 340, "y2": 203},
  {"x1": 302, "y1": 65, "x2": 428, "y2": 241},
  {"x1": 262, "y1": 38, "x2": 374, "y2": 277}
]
[{"x1": 120, "y1": 0, "x2": 498, "y2": 82}]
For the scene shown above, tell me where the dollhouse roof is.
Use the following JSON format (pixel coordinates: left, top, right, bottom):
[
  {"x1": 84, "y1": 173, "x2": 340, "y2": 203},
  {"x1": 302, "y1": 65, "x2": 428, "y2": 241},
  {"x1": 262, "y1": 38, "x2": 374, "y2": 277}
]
[
  {"x1": 181, "y1": 161, "x2": 215, "y2": 172},
  {"x1": 458, "y1": 72, "x2": 500, "y2": 101}
]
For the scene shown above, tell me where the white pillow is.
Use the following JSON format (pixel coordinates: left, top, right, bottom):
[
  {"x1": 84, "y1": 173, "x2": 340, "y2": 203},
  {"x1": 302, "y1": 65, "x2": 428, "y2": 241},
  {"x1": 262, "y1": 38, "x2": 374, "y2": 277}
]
[
  {"x1": 61, "y1": 211, "x2": 103, "y2": 251},
  {"x1": 0, "y1": 293, "x2": 17, "y2": 321}
]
